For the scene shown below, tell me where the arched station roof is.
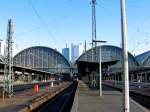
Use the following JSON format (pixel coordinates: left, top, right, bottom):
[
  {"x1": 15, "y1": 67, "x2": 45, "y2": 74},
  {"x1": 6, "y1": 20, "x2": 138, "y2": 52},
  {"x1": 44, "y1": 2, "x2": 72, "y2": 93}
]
[
  {"x1": 135, "y1": 50, "x2": 150, "y2": 67},
  {"x1": 13, "y1": 46, "x2": 70, "y2": 73},
  {"x1": 77, "y1": 45, "x2": 139, "y2": 72}
]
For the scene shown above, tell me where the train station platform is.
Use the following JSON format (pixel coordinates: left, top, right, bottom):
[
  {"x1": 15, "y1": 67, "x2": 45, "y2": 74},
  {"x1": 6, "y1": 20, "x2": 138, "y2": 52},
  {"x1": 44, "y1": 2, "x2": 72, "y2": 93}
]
[
  {"x1": 0, "y1": 82, "x2": 70, "y2": 112},
  {"x1": 103, "y1": 80, "x2": 150, "y2": 97},
  {"x1": 71, "y1": 81, "x2": 149, "y2": 112}
]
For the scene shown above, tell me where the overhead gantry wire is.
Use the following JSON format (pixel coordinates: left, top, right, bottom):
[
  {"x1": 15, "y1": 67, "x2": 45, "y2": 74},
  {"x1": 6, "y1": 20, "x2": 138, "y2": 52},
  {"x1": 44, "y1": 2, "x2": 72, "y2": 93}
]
[
  {"x1": 15, "y1": 25, "x2": 44, "y2": 37},
  {"x1": 26, "y1": 0, "x2": 58, "y2": 46},
  {"x1": 15, "y1": 15, "x2": 69, "y2": 38}
]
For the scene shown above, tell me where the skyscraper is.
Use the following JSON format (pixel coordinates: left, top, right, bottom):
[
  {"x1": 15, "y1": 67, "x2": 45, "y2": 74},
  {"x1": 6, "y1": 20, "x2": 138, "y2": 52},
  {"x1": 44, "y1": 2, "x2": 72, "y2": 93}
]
[
  {"x1": 62, "y1": 46, "x2": 70, "y2": 61},
  {"x1": 71, "y1": 43, "x2": 79, "y2": 63}
]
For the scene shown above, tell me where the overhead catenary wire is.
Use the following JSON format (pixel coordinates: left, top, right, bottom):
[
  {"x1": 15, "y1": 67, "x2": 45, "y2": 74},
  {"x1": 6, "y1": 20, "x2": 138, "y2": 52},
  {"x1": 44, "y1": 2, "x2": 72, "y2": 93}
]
[
  {"x1": 15, "y1": 15, "x2": 69, "y2": 38},
  {"x1": 26, "y1": 0, "x2": 58, "y2": 46},
  {"x1": 15, "y1": 25, "x2": 44, "y2": 37}
]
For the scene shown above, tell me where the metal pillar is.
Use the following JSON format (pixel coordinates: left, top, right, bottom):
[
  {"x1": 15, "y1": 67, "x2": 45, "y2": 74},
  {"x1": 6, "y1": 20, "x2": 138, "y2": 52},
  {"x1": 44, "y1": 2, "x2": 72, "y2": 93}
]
[
  {"x1": 117, "y1": 74, "x2": 119, "y2": 82},
  {"x1": 84, "y1": 40, "x2": 87, "y2": 61},
  {"x1": 140, "y1": 73, "x2": 142, "y2": 82},
  {"x1": 28, "y1": 74, "x2": 32, "y2": 83},
  {"x1": 92, "y1": 0, "x2": 97, "y2": 62},
  {"x1": 99, "y1": 46, "x2": 102, "y2": 96},
  {"x1": 144, "y1": 72, "x2": 147, "y2": 82},
  {"x1": 120, "y1": 0, "x2": 130, "y2": 112},
  {"x1": 136, "y1": 73, "x2": 138, "y2": 82},
  {"x1": 91, "y1": 42, "x2": 94, "y2": 61},
  {"x1": 3, "y1": 19, "x2": 14, "y2": 98},
  {"x1": 45, "y1": 73, "x2": 46, "y2": 82}
]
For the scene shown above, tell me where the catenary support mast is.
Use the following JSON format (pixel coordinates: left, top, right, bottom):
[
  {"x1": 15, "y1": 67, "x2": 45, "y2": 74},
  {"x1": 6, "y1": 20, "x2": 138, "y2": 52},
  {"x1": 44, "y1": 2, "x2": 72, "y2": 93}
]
[
  {"x1": 92, "y1": 0, "x2": 97, "y2": 61},
  {"x1": 120, "y1": 0, "x2": 130, "y2": 112},
  {"x1": 3, "y1": 19, "x2": 14, "y2": 98}
]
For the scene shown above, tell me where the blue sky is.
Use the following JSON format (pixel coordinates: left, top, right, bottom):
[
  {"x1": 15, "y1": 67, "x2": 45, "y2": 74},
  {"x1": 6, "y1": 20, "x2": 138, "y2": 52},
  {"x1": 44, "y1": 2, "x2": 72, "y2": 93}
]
[{"x1": 0, "y1": 0, "x2": 150, "y2": 56}]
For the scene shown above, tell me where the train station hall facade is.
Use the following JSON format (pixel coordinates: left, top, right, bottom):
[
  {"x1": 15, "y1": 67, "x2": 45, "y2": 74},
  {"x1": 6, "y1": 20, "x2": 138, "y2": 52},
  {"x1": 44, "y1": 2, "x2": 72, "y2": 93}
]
[
  {"x1": 1, "y1": 45, "x2": 150, "y2": 84},
  {"x1": 77, "y1": 45, "x2": 150, "y2": 87}
]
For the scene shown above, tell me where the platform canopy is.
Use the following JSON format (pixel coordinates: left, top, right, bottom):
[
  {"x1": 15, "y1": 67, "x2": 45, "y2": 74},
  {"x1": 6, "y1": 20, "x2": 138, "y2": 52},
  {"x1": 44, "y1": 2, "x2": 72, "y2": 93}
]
[{"x1": 76, "y1": 60, "x2": 119, "y2": 76}]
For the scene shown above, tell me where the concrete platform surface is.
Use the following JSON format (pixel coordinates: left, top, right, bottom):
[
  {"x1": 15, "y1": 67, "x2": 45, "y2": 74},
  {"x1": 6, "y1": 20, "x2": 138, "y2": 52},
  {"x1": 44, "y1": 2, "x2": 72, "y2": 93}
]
[
  {"x1": 0, "y1": 82, "x2": 69, "y2": 112},
  {"x1": 71, "y1": 81, "x2": 150, "y2": 112}
]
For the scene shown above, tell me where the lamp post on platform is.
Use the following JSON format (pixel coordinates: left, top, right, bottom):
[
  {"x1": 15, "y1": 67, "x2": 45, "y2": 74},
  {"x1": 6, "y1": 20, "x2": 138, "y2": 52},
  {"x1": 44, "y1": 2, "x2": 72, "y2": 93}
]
[{"x1": 92, "y1": 40, "x2": 107, "y2": 96}]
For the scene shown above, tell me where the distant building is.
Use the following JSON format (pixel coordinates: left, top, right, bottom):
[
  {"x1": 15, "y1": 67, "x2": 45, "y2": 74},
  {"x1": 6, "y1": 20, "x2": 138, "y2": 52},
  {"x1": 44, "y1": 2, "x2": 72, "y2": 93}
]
[
  {"x1": 71, "y1": 43, "x2": 79, "y2": 63},
  {"x1": 62, "y1": 47, "x2": 70, "y2": 61}
]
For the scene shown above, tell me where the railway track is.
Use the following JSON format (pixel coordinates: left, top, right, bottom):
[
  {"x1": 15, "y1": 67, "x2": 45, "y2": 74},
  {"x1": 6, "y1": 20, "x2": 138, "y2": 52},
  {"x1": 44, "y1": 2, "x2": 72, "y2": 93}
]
[
  {"x1": 130, "y1": 91, "x2": 150, "y2": 110},
  {"x1": 32, "y1": 81, "x2": 78, "y2": 112},
  {"x1": 103, "y1": 84, "x2": 150, "y2": 110},
  {"x1": 0, "y1": 82, "x2": 51, "y2": 96}
]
